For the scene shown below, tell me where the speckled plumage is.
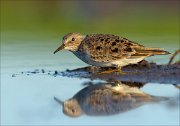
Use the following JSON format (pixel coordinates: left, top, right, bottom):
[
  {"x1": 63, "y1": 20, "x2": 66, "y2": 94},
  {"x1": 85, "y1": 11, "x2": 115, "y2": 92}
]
[
  {"x1": 54, "y1": 33, "x2": 170, "y2": 67},
  {"x1": 56, "y1": 82, "x2": 168, "y2": 117}
]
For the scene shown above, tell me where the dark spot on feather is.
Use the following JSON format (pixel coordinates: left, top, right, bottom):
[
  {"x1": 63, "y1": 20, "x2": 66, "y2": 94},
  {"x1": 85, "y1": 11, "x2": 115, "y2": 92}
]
[
  {"x1": 115, "y1": 39, "x2": 119, "y2": 42},
  {"x1": 112, "y1": 48, "x2": 119, "y2": 53},
  {"x1": 96, "y1": 46, "x2": 102, "y2": 50},
  {"x1": 121, "y1": 40, "x2": 124, "y2": 42},
  {"x1": 112, "y1": 42, "x2": 116, "y2": 46},
  {"x1": 127, "y1": 42, "x2": 133, "y2": 46},
  {"x1": 105, "y1": 38, "x2": 109, "y2": 42},
  {"x1": 124, "y1": 47, "x2": 132, "y2": 52},
  {"x1": 100, "y1": 39, "x2": 104, "y2": 41}
]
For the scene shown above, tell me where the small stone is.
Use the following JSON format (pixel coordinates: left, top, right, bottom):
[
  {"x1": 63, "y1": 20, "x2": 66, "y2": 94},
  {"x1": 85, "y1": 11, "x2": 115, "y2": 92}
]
[
  {"x1": 54, "y1": 70, "x2": 58, "y2": 75},
  {"x1": 41, "y1": 69, "x2": 45, "y2": 73},
  {"x1": 66, "y1": 69, "x2": 70, "y2": 72},
  {"x1": 12, "y1": 74, "x2": 16, "y2": 77}
]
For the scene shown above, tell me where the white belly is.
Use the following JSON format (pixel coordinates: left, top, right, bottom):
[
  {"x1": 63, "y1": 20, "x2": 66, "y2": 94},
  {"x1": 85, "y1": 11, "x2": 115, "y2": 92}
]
[
  {"x1": 85, "y1": 57, "x2": 145, "y2": 67},
  {"x1": 73, "y1": 51, "x2": 145, "y2": 67},
  {"x1": 111, "y1": 57, "x2": 145, "y2": 67}
]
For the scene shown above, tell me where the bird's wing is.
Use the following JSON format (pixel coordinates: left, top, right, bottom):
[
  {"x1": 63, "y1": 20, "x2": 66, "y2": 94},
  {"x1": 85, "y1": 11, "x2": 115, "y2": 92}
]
[{"x1": 81, "y1": 34, "x2": 148, "y2": 62}]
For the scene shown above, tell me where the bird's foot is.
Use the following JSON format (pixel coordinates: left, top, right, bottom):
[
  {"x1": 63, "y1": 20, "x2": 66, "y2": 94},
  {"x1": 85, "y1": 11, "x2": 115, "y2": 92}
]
[
  {"x1": 114, "y1": 81, "x2": 122, "y2": 86},
  {"x1": 97, "y1": 67, "x2": 126, "y2": 74},
  {"x1": 87, "y1": 66, "x2": 99, "y2": 73}
]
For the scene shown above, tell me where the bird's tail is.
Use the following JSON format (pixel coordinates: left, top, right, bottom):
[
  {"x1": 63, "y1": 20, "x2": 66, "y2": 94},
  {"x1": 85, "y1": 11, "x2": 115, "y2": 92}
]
[{"x1": 136, "y1": 47, "x2": 170, "y2": 56}]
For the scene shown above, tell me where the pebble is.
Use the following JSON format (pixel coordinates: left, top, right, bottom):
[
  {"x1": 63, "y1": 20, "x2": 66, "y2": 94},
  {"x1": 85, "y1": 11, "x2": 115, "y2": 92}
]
[{"x1": 12, "y1": 74, "x2": 16, "y2": 77}]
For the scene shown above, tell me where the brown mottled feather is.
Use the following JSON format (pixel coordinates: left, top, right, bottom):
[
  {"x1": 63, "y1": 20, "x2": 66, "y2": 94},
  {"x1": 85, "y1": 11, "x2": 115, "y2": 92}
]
[
  {"x1": 80, "y1": 34, "x2": 168, "y2": 62},
  {"x1": 56, "y1": 33, "x2": 170, "y2": 67},
  {"x1": 61, "y1": 83, "x2": 168, "y2": 116}
]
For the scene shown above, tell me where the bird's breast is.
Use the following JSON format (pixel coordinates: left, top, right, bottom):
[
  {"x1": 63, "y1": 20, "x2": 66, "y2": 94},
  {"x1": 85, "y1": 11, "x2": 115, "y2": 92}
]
[{"x1": 72, "y1": 51, "x2": 113, "y2": 67}]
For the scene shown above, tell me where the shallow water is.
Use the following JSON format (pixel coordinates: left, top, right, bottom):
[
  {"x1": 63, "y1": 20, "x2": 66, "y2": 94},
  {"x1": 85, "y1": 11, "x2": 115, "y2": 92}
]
[{"x1": 1, "y1": 34, "x2": 180, "y2": 125}]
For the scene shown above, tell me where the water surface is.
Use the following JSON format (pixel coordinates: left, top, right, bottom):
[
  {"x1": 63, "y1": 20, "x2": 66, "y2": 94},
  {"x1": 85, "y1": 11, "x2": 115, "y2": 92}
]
[{"x1": 1, "y1": 34, "x2": 179, "y2": 125}]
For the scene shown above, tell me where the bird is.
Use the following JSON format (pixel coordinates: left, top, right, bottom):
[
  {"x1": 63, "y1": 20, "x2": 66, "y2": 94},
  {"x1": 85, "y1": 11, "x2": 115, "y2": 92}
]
[
  {"x1": 54, "y1": 33, "x2": 170, "y2": 73},
  {"x1": 54, "y1": 81, "x2": 168, "y2": 117}
]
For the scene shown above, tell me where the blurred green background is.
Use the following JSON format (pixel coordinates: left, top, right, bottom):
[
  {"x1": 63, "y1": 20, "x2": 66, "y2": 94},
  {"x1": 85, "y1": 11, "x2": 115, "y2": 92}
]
[
  {"x1": 1, "y1": 2, "x2": 179, "y2": 125},
  {"x1": 1, "y1": 0, "x2": 179, "y2": 44}
]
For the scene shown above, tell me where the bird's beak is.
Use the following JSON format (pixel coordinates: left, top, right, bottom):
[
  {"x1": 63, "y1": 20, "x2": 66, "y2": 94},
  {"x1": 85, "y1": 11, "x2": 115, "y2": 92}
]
[
  {"x1": 53, "y1": 43, "x2": 65, "y2": 54},
  {"x1": 54, "y1": 97, "x2": 64, "y2": 106}
]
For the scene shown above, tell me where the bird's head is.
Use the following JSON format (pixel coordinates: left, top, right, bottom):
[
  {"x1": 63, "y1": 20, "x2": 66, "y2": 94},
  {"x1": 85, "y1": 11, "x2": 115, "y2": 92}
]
[
  {"x1": 63, "y1": 99, "x2": 82, "y2": 117},
  {"x1": 54, "y1": 33, "x2": 85, "y2": 53}
]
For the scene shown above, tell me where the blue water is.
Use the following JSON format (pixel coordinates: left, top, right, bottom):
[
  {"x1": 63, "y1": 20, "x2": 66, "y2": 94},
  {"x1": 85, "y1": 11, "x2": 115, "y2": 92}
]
[{"x1": 1, "y1": 34, "x2": 179, "y2": 125}]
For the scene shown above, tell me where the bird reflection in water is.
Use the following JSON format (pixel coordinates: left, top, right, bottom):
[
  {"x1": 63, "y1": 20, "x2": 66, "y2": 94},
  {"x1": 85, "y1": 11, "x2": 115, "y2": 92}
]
[{"x1": 54, "y1": 81, "x2": 169, "y2": 117}]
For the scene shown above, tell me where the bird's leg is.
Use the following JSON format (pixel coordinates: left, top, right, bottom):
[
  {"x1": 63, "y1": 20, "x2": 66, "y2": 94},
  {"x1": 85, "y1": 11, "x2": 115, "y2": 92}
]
[
  {"x1": 88, "y1": 66, "x2": 98, "y2": 73},
  {"x1": 97, "y1": 66, "x2": 126, "y2": 74},
  {"x1": 96, "y1": 68, "x2": 118, "y2": 74},
  {"x1": 117, "y1": 66, "x2": 126, "y2": 74},
  {"x1": 114, "y1": 80, "x2": 122, "y2": 86},
  {"x1": 117, "y1": 66, "x2": 122, "y2": 73}
]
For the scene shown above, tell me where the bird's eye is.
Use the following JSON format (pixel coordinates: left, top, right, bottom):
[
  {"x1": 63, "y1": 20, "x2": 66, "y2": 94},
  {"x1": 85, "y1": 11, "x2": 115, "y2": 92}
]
[
  {"x1": 72, "y1": 38, "x2": 75, "y2": 41},
  {"x1": 71, "y1": 109, "x2": 76, "y2": 113}
]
